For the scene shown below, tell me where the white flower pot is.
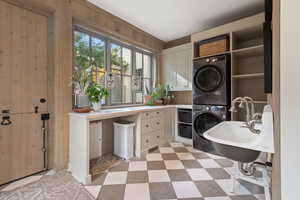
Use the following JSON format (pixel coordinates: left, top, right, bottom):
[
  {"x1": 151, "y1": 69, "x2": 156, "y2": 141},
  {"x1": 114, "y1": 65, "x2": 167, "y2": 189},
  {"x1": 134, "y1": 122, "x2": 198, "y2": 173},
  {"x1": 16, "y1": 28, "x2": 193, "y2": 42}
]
[
  {"x1": 92, "y1": 102, "x2": 102, "y2": 111},
  {"x1": 75, "y1": 94, "x2": 89, "y2": 108}
]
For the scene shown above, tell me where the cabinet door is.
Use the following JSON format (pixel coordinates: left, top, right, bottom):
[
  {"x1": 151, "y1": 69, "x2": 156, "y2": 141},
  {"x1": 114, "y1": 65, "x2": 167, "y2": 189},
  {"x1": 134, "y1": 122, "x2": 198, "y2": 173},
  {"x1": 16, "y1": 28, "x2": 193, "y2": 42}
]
[
  {"x1": 162, "y1": 53, "x2": 176, "y2": 90},
  {"x1": 89, "y1": 121, "x2": 102, "y2": 159},
  {"x1": 186, "y1": 48, "x2": 193, "y2": 89},
  {"x1": 164, "y1": 108, "x2": 175, "y2": 142},
  {"x1": 174, "y1": 51, "x2": 189, "y2": 90},
  {"x1": 162, "y1": 43, "x2": 193, "y2": 91}
]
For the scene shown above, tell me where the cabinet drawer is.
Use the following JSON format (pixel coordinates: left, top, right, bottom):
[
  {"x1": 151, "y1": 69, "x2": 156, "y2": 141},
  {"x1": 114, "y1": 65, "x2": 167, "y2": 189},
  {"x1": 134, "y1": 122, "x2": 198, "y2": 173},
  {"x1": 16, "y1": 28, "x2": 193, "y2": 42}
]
[
  {"x1": 141, "y1": 110, "x2": 162, "y2": 119},
  {"x1": 142, "y1": 130, "x2": 162, "y2": 150},
  {"x1": 178, "y1": 123, "x2": 192, "y2": 139},
  {"x1": 152, "y1": 117, "x2": 163, "y2": 129},
  {"x1": 141, "y1": 112, "x2": 151, "y2": 119},
  {"x1": 142, "y1": 117, "x2": 163, "y2": 134},
  {"x1": 142, "y1": 134, "x2": 155, "y2": 150},
  {"x1": 142, "y1": 119, "x2": 155, "y2": 133},
  {"x1": 154, "y1": 130, "x2": 163, "y2": 143},
  {"x1": 151, "y1": 110, "x2": 162, "y2": 118}
]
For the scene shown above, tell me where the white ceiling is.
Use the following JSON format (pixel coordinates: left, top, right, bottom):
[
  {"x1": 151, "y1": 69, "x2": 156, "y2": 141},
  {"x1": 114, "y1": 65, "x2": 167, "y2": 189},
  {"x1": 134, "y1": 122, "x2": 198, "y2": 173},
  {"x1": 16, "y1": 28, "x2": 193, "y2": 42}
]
[{"x1": 87, "y1": 0, "x2": 264, "y2": 42}]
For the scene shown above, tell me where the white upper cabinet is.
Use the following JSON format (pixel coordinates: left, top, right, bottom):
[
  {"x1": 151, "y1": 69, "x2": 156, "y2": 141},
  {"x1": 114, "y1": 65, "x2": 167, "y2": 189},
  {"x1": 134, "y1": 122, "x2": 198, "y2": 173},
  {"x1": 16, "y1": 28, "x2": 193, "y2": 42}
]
[{"x1": 162, "y1": 43, "x2": 193, "y2": 91}]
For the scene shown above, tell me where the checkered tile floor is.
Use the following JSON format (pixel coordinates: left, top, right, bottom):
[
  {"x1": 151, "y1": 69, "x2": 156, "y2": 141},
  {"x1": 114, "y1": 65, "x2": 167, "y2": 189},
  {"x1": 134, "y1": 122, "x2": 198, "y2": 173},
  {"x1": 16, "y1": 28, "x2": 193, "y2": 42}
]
[{"x1": 88, "y1": 142, "x2": 266, "y2": 200}]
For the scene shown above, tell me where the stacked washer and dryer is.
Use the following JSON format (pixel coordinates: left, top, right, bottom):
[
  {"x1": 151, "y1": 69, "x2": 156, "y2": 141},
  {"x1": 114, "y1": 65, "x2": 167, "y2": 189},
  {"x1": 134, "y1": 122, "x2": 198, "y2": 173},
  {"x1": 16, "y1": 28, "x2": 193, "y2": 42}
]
[{"x1": 192, "y1": 54, "x2": 231, "y2": 156}]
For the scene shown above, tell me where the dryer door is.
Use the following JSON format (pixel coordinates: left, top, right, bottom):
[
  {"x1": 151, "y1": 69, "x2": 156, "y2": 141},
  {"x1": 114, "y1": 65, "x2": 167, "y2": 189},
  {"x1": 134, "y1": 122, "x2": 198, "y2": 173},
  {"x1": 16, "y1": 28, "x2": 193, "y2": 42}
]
[
  {"x1": 193, "y1": 112, "x2": 222, "y2": 137},
  {"x1": 194, "y1": 65, "x2": 223, "y2": 92}
]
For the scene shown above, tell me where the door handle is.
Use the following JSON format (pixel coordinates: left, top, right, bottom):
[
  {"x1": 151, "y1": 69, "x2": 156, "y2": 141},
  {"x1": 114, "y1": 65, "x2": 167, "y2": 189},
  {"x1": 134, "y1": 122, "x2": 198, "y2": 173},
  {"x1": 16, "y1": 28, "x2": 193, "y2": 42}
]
[
  {"x1": 1, "y1": 110, "x2": 12, "y2": 126},
  {"x1": 1, "y1": 116, "x2": 11, "y2": 126}
]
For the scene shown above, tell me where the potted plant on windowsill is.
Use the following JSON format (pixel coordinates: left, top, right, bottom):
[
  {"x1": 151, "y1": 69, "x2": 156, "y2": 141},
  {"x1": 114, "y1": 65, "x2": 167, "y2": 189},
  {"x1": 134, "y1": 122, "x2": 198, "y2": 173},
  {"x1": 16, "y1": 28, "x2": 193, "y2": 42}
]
[
  {"x1": 144, "y1": 86, "x2": 154, "y2": 105},
  {"x1": 162, "y1": 85, "x2": 175, "y2": 105},
  {"x1": 144, "y1": 84, "x2": 174, "y2": 106},
  {"x1": 71, "y1": 67, "x2": 91, "y2": 109},
  {"x1": 85, "y1": 83, "x2": 109, "y2": 111}
]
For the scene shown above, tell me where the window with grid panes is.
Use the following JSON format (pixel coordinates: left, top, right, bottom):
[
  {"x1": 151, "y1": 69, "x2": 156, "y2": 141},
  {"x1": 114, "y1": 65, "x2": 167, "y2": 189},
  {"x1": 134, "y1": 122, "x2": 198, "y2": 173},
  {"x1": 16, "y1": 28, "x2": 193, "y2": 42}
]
[
  {"x1": 135, "y1": 52, "x2": 153, "y2": 103},
  {"x1": 73, "y1": 27, "x2": 153, "y2": 106}
]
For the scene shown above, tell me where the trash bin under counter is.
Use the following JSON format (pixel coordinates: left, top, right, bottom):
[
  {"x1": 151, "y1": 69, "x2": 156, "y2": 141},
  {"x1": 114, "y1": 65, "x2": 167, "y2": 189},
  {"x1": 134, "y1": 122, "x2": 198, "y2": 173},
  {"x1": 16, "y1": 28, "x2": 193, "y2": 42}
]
[{"x1": 113, "y1": 121, "x2": 135, "y2": 160}]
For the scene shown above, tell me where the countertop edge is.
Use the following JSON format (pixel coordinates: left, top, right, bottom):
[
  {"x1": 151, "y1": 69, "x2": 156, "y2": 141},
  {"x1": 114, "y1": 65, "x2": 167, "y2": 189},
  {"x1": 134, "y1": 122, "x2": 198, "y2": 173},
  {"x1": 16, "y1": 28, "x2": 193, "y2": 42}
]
[{"x1": 69, "y1": 104, "x2": 192, "y2": 120}]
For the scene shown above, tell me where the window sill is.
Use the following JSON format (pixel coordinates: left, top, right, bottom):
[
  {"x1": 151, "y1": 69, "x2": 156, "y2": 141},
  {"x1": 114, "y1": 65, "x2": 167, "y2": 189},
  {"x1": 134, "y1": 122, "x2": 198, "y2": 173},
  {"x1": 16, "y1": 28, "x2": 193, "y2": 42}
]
[{"x1": 102, "y1": 104, "x2": 144, "y2": 110}]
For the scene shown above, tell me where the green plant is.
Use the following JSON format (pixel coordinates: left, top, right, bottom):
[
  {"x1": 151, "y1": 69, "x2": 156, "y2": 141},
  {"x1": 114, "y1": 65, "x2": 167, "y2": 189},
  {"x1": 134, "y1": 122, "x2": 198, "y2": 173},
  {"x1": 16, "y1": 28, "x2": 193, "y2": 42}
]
[
  {"x1": 71, "y1": 67, "x2": 92, "y2": 95},
  {"x1": 152, "y1": 84, "x2": 165, "y2": 99},
  {"x1": 145, "y1": 84, "x2": 174, "y2": 105},
  {"x1": 145, "y1": 86, "x2": 151, "y2": 96},
  {"x1": 164, "y1": 85, "x2": 175, "y2": 100},
  {"x1": 85, "y1": 83, "x2": 109, "y2": 103},
  {"x1": 152, "y1": 84, "x2": 174, "y2": 99}
]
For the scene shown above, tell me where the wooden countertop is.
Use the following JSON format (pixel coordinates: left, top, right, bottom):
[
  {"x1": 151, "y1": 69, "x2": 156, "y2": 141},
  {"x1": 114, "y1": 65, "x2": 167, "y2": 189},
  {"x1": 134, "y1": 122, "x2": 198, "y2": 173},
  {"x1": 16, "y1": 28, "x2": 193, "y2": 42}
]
[{"x1": 69, "y1": 105, "x2": 192, "y2": 121}]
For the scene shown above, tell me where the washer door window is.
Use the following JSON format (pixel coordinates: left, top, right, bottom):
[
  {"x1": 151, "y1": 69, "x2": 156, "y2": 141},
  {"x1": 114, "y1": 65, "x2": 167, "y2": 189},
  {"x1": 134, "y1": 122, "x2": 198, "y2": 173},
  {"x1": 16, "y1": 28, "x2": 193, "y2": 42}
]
[
  {"x1": 194, "y1": 113, "x2": 222, "y2": 137},
  {"x1": 194, "y1": 65, "x2": 223, "y2": 92}
]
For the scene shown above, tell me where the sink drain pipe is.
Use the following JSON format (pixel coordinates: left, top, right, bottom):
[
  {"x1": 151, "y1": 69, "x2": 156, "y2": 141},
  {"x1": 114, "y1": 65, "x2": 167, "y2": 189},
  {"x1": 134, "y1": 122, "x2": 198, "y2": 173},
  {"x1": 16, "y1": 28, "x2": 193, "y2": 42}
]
[
  {"x1": 233, "y1": 159, "x2": 273, "y2": 200},
  {"x1": 238, "y1": 161, "x2": 272, "y2": 176}
]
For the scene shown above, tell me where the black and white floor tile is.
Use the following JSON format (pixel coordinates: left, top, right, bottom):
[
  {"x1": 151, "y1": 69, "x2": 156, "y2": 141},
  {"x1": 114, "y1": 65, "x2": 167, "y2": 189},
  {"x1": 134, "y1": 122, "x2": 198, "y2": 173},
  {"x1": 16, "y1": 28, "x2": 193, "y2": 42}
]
[
  {"x1": 90, "y1": 142, "x2": 266, "y2": 200},
  {"x1": 0, "y1": 142, "x2": 266, "y2": 200}
]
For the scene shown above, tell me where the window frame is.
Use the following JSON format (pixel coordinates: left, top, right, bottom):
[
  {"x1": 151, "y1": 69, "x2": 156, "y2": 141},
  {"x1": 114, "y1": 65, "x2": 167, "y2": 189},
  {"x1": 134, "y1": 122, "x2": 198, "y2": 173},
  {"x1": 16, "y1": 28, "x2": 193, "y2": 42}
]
[
  {"x1": 73, "y1": 25, "x2": 154, "y2": 106},
  {"x1": 134, "y1": 50, "x2": 154, "y2": 104}
]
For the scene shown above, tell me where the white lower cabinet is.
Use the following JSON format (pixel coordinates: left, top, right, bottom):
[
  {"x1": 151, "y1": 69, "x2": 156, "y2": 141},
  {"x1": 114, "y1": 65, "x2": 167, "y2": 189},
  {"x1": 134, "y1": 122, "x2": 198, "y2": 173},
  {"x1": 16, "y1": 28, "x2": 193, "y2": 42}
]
[
  {"x1": 138, "y1": 108, "x2": 175, "y2": 153},
  {"x1": 89, "y1": 121, "x2": 102, "y2": 159}
]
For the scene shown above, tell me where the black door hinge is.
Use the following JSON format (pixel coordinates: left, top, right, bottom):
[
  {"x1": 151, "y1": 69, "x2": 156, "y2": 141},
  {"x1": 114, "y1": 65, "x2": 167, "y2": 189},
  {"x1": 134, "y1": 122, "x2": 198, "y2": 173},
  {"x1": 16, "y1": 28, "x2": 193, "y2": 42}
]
[
  {"x1": 41, "y1": 113, "x2": 50, "y2": 121},
  {"x1": 35, "y1": 106, "x2": 39, "y2": 114}
]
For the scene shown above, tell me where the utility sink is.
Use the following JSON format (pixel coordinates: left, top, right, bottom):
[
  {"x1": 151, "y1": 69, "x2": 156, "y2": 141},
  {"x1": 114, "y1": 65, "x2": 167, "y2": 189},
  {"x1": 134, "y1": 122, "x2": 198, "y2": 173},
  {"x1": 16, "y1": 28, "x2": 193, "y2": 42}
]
[{"x1": 203, "y1": 105, "x2": 275, "y2": 163}]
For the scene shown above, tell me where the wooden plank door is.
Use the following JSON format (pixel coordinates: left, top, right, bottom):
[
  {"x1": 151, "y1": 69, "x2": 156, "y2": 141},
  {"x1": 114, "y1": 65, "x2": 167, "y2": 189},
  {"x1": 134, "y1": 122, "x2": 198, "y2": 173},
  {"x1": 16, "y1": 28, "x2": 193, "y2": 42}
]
[
  {"x1": 0, "y1": 1, "x2": 48, "y2": 185},
  {"x1": 0, "y1": 1, "x2": 48, "y2": 114}
]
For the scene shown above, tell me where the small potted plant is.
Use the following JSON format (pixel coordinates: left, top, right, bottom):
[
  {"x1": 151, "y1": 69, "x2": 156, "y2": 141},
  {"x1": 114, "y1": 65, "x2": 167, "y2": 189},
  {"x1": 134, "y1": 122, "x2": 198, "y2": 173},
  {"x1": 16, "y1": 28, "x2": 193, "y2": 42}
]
[
  {"x1": 152, "y1": 84, "x2": 165, "y2": 105},
  {"x1": 144, "y1": 84, "x2": 174, "y2": 106},
  {"x1": 71, "y1": 66, "x2": 91, "y2": 108},
  {"x1": 162, "y1": 85, "x2": 175, "y2": 105},
  {"x1": 85, "y1": 83, "x2": 109, "y2": 111},
  {"x1": 144, "y1": 86, "x2": 153, "y2": 105}
]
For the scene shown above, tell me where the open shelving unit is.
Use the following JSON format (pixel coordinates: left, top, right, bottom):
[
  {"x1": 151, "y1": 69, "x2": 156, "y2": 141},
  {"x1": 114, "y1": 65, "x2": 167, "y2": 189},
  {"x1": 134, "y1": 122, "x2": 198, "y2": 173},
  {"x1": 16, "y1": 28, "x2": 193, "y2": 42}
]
[
  {"x1": 232, "y1": 73, "x2": 264, "y2": 79},
  {"x1": 230, "y1": 24, "x2": 267, "y2": 120},
  {"x1": 232, "y1": 45, "x2": 264, "y2": 57},
  {"x1": 192, "y1": 14, "x2": 268, "y2": 121}
]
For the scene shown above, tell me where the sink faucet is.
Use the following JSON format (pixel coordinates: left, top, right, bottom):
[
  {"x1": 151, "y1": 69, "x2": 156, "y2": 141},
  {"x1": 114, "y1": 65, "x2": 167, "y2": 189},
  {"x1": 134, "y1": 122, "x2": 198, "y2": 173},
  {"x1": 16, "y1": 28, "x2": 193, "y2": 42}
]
[
  {"x1": 230, "y1": 97, "x2": 250, "y2": 123},
  {"x1": 229, "y1": 97, "x2": 246, "y2": 112},
  {"x1": 247, "y1": 113, "x2": 262, "y2": 134},
  {"x1": 244, "y1": 96, "x2": 255, "y2": 118},
  {"x1": 230, "y1": 97, "x2": 262, "y2": 134}
]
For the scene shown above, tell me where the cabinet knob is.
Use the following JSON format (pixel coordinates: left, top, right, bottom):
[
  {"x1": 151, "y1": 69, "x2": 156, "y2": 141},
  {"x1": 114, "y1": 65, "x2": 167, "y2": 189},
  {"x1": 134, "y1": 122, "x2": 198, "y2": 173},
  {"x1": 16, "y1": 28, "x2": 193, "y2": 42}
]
[
  {"x1": 146, "y1": 113, "x2": 149, "y2": 116},
  {"x1": 156, "y1": 122, "x2": 160, "y2": 125},
  {"x1": 156, "y1": 136, "x2": 160, "y2": 139},
  {"x1": 156, "y1": 112, "x2": 160, "y2": 114},
  {"x1": 146, "y1": 124, "x2": 149, "y2": 128},
  {"x1": 146, "y1": 139, "x2": 149, "y2": 143},
  {"x1": 40, "y1": 98, "x2": 46, "y2": 103}
]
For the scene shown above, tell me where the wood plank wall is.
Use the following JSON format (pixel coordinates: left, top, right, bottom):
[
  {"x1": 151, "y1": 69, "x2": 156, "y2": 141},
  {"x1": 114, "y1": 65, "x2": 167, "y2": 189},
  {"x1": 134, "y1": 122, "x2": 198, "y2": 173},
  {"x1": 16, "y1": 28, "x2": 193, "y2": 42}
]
[
  {"x1": 1, "y1": 0, "x2": 164, "y2": 170},
  {"x1": 164, "y1": 35, "x2": 191, "y2": 49},
  {"x1": 72, "y1": 0, "x2": 164, "y2": 53}
]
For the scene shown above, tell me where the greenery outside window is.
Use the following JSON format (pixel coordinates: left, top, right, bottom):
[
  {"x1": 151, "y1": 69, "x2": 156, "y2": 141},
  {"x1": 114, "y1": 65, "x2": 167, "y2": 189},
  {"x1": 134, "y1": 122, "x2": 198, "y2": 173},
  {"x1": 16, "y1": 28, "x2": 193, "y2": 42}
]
[{"x1": 73, "y1": 26, "x2": 154, "y2": 106}]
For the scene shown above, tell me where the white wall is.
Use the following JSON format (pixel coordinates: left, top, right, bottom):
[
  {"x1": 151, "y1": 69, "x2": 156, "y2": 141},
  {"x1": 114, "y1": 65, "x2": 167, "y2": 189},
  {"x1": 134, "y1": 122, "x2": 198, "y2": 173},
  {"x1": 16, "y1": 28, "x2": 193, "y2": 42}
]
[{"x1": 280, "y1": 1, "x2": 300, "y2": 199}]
